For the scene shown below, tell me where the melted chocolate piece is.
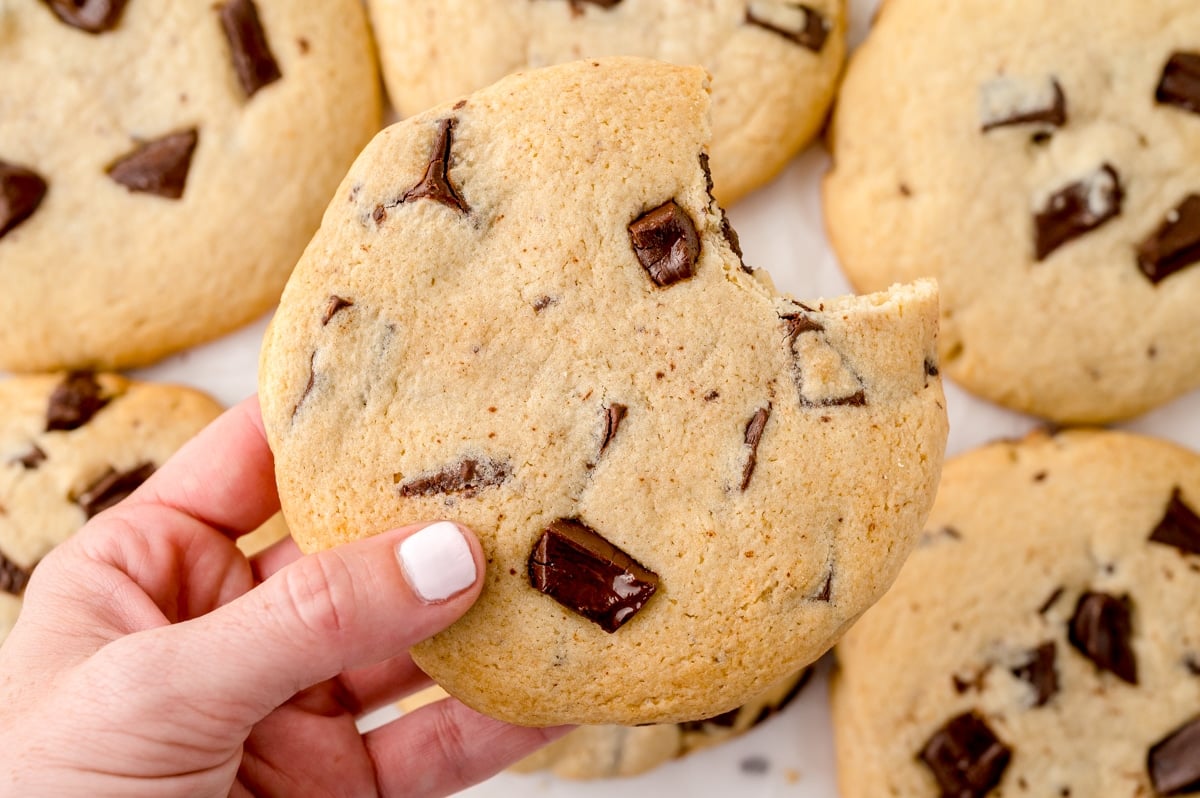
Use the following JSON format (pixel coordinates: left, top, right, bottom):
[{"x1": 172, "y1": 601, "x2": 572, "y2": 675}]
[
  {"x1": 1068, "y1": 591, "x2": 1138, "y2": 684},
  {"x1": 782, "y1": 311, "x2": 868, "y2": 408},
  {"x1": 397, "y1": 456, "x2": 510, "y2": 498},
  {"x1": 811, "y1": 570, "x2": 832, "y2": 601},
  {"x1": 919, "y1": 712, "x2": 1011, "y2": 798},
  {"x1": 740, "y1": 405, "x2": 771, "y2": 491},
  {"x1": 979, "y1": 76, "x2": 1067, "y2": 132},
  {"x1": 629, "y1": 201, "x2": 700, "y2": 287},
  {"x1": 599, "y1": 403, "x2": 627, "y2": 457},
  {"x1": 1034, "y1": 164, "x2": 1123, "y2": 260},
  {"x1": 1148, "y1": 715, "x2": 1200, "y2": 796},
  {"x1": 1156, "y1": 52, "x2": 1200, "y2": 116},
  {"x1": 1011, "y1": 641, "x2": 1058, "y2": 707},
  {"x1": 39, "y1": 0, "x2": 128, "y2": 33},
  {"x1": 292, "y1": 351, "x2": 316, "y2": 421},
  {"x1": 46, "y1": 372, "x2": 110, "y2": 432},
  {"x1": 13, "y1": 445, "x2": 47, "y2": 470},
  {"x1": 107, "y1": 130, "x2": 199, "y2": 200},
  {"x1": 781, "y1": 311, "x2": 825, "y2": 338},
  {"x1": 1137, "y1": 194, "x2": 1200, "y2": 285},
  {"x1": 0, "y1": 551, "x2": 31, "y2": 596},
  {"x1": 0, "y1": 161, "x2": 48, "y2": 240},
  {"x1": 76, "y1": 463, "x2": 155, "y2": 519},
  {"x1": 528, "y1": 518, "x2": 659, "y2": 633},
  {"x1": 1149, "y1": 486, "x2": 1200, "y2": 556},
  {"x1": 565, "y1": 0, "x2": 623, "y2": 11},
  {"x1": 219, "y1": 0, "x2": 282, "y2": 98},
  {"x1": 745, "y1": 3, "x2": 830, "y2": 53},
  {"x1": 401, "y1": 118, "x2": 469, "y2": 214},
  {"x1": 322, "y1": 295, "x2": 354, "y2": 325}
]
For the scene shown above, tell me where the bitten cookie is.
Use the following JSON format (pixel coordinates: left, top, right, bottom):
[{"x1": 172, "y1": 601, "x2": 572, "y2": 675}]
[
  {"x1": 259, "y1": 57, "x2": 947, "y2": 726},
  {"x1": 824, "y1": 0, "x2": 1200, "y2": 423},
  {"x1": 0, "y1": 0, "x2": 381, "y2": 371},
  {"x1": 832, "y1": 430, "x2": 1200, "y2": 798},
  {"x1": 367, "y1": 0, "x2": 846, "y2": 205}
]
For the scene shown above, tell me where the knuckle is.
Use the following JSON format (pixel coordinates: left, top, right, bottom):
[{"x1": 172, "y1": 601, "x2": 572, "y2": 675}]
[
  {"x1": 274, "y1": 551, "x2": 358, "y2": 639},
  {"x1": 429, "y1": 706, "x2": 474, "y2": 791}
]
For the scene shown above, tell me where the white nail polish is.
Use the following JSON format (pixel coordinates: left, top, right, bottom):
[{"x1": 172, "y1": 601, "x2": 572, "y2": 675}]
[{"x1": 398, "y1": 522, "x2": 477, "y2": 603}]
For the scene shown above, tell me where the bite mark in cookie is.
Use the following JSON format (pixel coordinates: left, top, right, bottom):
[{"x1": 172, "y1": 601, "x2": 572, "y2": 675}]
[
  {"x1": 106, "y1": 130, "x2": 199, "y2": 200},
  {"x1": 218, "y1": 0, "x2": 283, "y2": 99},
  {"x1": 918, "y1": 711, "x2": 1012, "y2": 798},
  {"x1": 40, "y1": 0, "x2": 128, "y2": 34},
  {"x1": 1034, "y1": 163, "x2": 1123, "y2": 260},
  {"x1": 1137, "y1": 195, "x2": 1200, "y2": 285},
  {"x1": 0, "y1": 161, "x2": 48, "y2": 240}
]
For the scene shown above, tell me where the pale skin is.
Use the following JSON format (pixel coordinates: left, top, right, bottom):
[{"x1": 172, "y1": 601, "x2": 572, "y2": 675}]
[{"x1": 0, "y1": 397, "x2": 567, "y2": 797}]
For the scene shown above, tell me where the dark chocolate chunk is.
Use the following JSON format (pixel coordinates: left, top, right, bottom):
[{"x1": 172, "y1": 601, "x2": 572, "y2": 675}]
[
  {"x1": 292, "y1": 351, "x2": 316, "y2": 421},
  {"x1": 919, "y1": 712, "x2": 1012, "y2": 798},
  {"x1": 1156, "y1": 52, "x2": 1200, "y2": 116},
  {"x1": 1011, "y1": 641, "x2": 1058, "y2": 707},
  {"x1": 1137, "y1": 194, "x2": 1200, "y2": 285},
  {"x1": 401, "y1": 118, "x2": 469, "y2": 214},
  {"x1": 811, "y1": 570, "x2": 832, "y2": 601},
  {"x1": 599, "y1": 403, "x2": 627, "y2": 456},
  {"x1": 565, "y1": 0, "x2": 623, "y2": 11},
  {"x1": 1148, "y1": 715, "x2": 1200, "y2": 796},
  {"x1": 629, "y1": 200, "x2": 700, "y2": 287},
  {"x1": 219, "y1": 0, "x2": 283, "y2": 99},
  {"x1": 979, "y1": 76, "x2": 1067, "y2": 132},
  {"x1": 781, "y1": 311, "x2": 825, "y2": 338},
  {"x1": 1034, "y1": 163, "x2": 1122, "y2": 260},
  {"x1": 740, "y1": 405, "x2": 771, "y2": 491},
  {"x1": 528, "y1": 518, "x2": 659, "y2": 633},
  {"x1": 781, "y1": 310, "x2": 867, "y2": 407},
  {"x1": 925, "y1": 359, "x2": 940, "y2": 377},
  {"x1": 1038, "y1": 586, "x2": 1065, "y2": 615},
  {"x1": 532, "y1": 295, "x2": 555, "y2": 313},
  {"x1": 39, "y1": 0, "x2": 128, "y2": 33},
  {"x1": 106, "y1": 130, "x2": 199, "y2": 200},
  {"x1": 1187, "y1": 654, "x2": 1200, "y2": 676},
  {"x1": 322, "y1": 295, "x2": 353, "y2": 325},
  {"x1": 0, "y1": 160, "x2": 48, "y2": 240},
  {"x1": 46, "y1": 372, "x2": 110, "y2": 432},
  {"x1": 397, "y1": 456, "x2": 510, "y2": 498},
  {"x1": 75, "y1": 462, "x2": 155, "y2": 519},
  {"x1": 1149, "y1": 486, "x2": 1200, "y2": 556},
  {"x1": 745, "y1": 3, "x2": 830, "y2": 53},
  {"x1": 1068, "y1": 591, "x2": 1138, "y2": 684},
  {"x1": 0, "y1": 551, "x2": 31, "y2": 596},
  {"x1": 13, "y1": 445, "x2": 47, "y2": 470}
]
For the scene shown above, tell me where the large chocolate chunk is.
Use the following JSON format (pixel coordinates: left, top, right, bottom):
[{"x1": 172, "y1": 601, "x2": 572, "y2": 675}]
[
  {"x1": 76, "y1": 462, "x2": 155, "y2": 519},
  {"x1": 1010, "y1": 641, "x2": 1058, "y2": 707},
  {"x1": 397, "y1": 456, "x2": 510, "y2": 498},
  {"x1": 979, "y1": 76, "x2": 1067, "y2": 132},
  {"x1": 1034, "y1": 164, "x2": 1123, "y2": 260},
  {"x1": 401, "y1": 118, "x2": 469, "y2": 214},
  {"x1": 322, "y1": 295, "x2": 354, "y2": 325},
  {"x1": 599, "y1": 403, "x2": 627, "y2": 457},
  {"x1": 1149, "y1": 486, "x2": 1200, "y2": 556},
  {"x1": 919, "y1": 711, "x2": 1011, "y2": 798},
  {"x1": 1068, "y1": 591, "x2": 1138, "y2": 684},
  {"x1": 46, "y1": 372, "x2": 110, "y2": 432},
  {"x1": 0, "y1": 161, "x2": 48, "y2": 240},
  {"x1": 0, "y1": 550, "x2": 31, "y2": 596},
  {"x1": 745, "y1": 3, "x2": 830, "y2": 53},
  {"x1": 528, "y1": 518, "x2": 659, "y2": 633},
  {"x1": 740, "y1": 405, "x2": 771, "y2": 491},
  {"x1": 1149, "y1": 715, "x2": 1200, "y2": 795},
  {"x1": 39, "y1": 0, "x2": 128, "y2": 33},
  {"x1": 629, "y1": 200, "x2": 700, "y2": 287},
  {"x1": 1137, "y1": 194, "x2": 1200, "y2": 285},
  {"x1": 106, "y1": 130, "x2": 199, "y2": 200},
  {"x1": 219, "y1": 0, "x2": 282, "y2": 98},
  {"x1": 1156, "y1": 52, "x2": 1200, "y2": 116}
]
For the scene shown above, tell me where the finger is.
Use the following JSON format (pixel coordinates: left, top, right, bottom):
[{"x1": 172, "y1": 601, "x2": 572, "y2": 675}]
[
  {"x1": 248, "y1": 534, "x2": 302, "y2": 584},
  {"x1": 365, "y1": 697, "x2": 572, "y2": 798},
  {"x1": 336, "y1": 654, "x2": 433, "y2": 716}
]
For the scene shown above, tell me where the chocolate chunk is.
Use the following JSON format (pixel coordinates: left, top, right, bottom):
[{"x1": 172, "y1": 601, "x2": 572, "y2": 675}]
[
  {"x1": 745, "y1": 3, "x2": 830, "y2": 53},
  {"x1": 1149, "y1": 487, "x2": 1200, "y2": 556},
  {"x1": 0, "y1": 550, "x2": 31, "y2": 596},
  {"x1": 46, "y1": 372, "x2": 110, "y2": 432},
  {"x1": 397, "y1": 456, "x2": 510, "y2": 498},
  {"x1": 219, "y1": 0, "x2": 283, "y2": 98},
  {"x1": 13, "y1": 445, "x2": 47, "y2": 470},
  {"x1": 1038, "y1": 586, "x2": 1065, "y2": 615},
  {"x1": 781, "y1": 311, "x2": 825, "y2": 338},
  {"x1": 401, "y1": 118, "x2": 469, "y2": 214},
  {"x1": 1011, "y1": 642, "x2": 1058, "y2": 707},
  {"x1": 1068, "y1": 591, "x2": 1138, "y2": 684},
  {"x1": 1156, "y1": 52, "x2": 1200, "y2": 116},
  {"x1": 919, "y1": 712, "x2": 1011, "y2": 798},
  {"x1": 565, "y1": 0, "x2": 622, "y2": 11},
  {"x1": 106, "y1": 130, "x2": 199, "y2": 200},
  {"x1": 292, "y1": 351, "x2": 317, "y2": 421},
  {"x1": 811, "y1": 570, "x2": 832, "y2": 601},
  {"x1": 629, "y1": 200, "x2": 700, "y2": 287},
  {"x1": 1034, "y1": 164, "x2": 1123, "y2": 260},
  {"x1": 76, "y1": 463, "x2": 155, "y2": 519},
  {"x1": 1137, "y1": 194, "x2": 1200, "y2": 285},
  {"x1": 599, "y1": 403, "x2": 627, "y2": 456},
  {"x1": 0, "y1": 160, "x2": 48, "y2": 240},
  {"x1": 925, "y1": 359, "x2": 940, "y2": 377},
  {"x1": 783, "y1": 312, "x2": 868, "y2": 408},
  {"x1": 979, "y1": 76, "x2": 1067, "y2": 132},
  {"x1": 740, "y1": 405, "x2": 771, "y2": 491},
  {"x1": 1148, "y1": 715, "x2": 1200, "y2": 796},
  {"x1": 528, "y1": 518, "x2": 659, "y2": 633},
  {"x1": 39, "y1": 0, "x2": 128, "y2": 33},
  {"x1": 322, "y1": 295, "x2": 354, "y2": 325}
]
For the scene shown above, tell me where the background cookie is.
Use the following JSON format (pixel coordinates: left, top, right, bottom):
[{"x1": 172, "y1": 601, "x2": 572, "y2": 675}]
[
  {"x1": 0, "y1": 0, "x2": 381, "y2": 371},
  {"x1": 260, "y1": 57, "x2": 947, "y2": 726},
  {"x1": 832, "y1": 430, "x2": 1200, "y2": 797},
  {"x1": 823, "y1": 0, "x2": 1200, "y2": 423},
  {"x1": 368, "y1": 0, "x2": 846, "y2": 205}
]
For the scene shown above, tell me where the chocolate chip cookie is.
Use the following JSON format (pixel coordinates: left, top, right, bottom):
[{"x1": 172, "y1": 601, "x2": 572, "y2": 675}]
[
  {"x1": 832, "y1": 429, "x2": 1200, "y2": 797},
  {"x1": 824, "y1": 0, "x2": 1200, "y2": 423},
  {"x1": 259, "y1": 57, "x2": 947, "y2": 726},
  {"x1": 0, "y1": 0, "x2": 381, "y2": 371},
  {"x1": 368, "y1": 0, "x2": 846, "y2": 205}
]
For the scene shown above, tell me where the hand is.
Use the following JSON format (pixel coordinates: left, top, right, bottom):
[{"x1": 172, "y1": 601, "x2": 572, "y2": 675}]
[{"x1": 0, "y1": 397, "x2": 566, "y2": 797}]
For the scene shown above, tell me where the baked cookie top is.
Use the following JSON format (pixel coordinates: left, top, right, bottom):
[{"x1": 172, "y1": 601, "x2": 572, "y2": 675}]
[
  {"x1": 368, "y1": 0, "x2": 846, "y2": 205},
  {"x1": 259, "y1": 57, "x2": 947, "y2": 726},
  {"x1": 0, "y1": 0, "x2": 381, "y2": 372},
  {"x1": 833, "y1": 430, "x2": 1200, "y2": 798},
  {"x1": 824, "y1": 0, "x2": 1200, "y2": 423}
]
